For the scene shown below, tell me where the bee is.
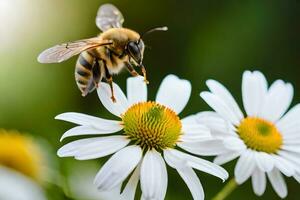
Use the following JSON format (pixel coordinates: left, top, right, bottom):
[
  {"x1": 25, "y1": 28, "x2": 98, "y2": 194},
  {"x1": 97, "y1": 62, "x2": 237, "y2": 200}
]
[{"x1": 38, "y1": 3, "x2": 167, "y2": 102}]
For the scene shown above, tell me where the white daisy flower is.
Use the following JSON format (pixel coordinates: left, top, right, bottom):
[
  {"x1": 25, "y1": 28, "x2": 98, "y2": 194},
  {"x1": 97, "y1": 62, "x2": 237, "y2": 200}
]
[
  {"x1": 0, "y1": 130, "x2": 46, "y2": 200},
  {"x1": 199, "y1": 70, "x2": 300, "y2": 198},
  {"x1": 56, "y1": 74, "x2": 228, "y2": 200}
]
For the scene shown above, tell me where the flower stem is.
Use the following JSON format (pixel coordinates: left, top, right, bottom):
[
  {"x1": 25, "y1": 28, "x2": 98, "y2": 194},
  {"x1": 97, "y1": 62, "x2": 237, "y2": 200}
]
[{"x1": 212, "y1": 178, "x2": 238, "y2": 200}]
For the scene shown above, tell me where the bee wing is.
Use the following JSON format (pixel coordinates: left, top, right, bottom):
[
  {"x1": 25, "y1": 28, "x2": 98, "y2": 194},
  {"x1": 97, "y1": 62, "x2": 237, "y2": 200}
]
[
  {"x1": 95, "y1": 4, "x2": 124, "y2": 31},
  {"x1": 37, "y1": 38, "x2": 112, "y2": 63}
]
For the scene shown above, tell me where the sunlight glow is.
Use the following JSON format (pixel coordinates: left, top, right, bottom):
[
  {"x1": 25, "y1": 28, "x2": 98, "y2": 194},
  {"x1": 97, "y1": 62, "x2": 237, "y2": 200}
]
[{"x1": 0, "y1": 0, "x2": 28, "y2": 47}]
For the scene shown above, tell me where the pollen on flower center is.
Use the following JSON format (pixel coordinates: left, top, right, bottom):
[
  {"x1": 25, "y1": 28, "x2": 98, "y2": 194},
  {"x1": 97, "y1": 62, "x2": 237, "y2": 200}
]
[
  {"x1": 237, "y1": 117, "x2": 282, "y2": 153},
  {"x1": 122, "y1": 101, "x2": 182, "y2": 150},
  {"x1": 0, "y1": 130, "x2": 42, "y2": 180}
]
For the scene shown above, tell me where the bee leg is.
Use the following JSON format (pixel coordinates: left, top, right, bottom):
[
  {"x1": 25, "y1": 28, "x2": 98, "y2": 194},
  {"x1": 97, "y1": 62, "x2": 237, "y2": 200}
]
[
  {"x1": 125, "y1": 62, "x2": 139, "y2": 77},
  {"x1": 140, "y1": 64, "x2": 149, "y2": 84},
  {"x1": 104, "y1": 64, "x2": 116, "y2": 103},
  {"x1": 107, "y1": 77, "x2": 116, "y2": 102}
]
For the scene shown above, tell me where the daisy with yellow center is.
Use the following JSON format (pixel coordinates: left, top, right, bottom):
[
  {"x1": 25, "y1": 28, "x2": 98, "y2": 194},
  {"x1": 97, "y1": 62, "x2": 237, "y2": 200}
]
[
  {"x1": 198, "y1": 70, "x2": 300, "y2": 198},
  {"x1": 0, "y1": 129, "x2": 46, "y2": 200},
  {"x1": 56, "y1": 75, "x2": 228, "y2": 200}
]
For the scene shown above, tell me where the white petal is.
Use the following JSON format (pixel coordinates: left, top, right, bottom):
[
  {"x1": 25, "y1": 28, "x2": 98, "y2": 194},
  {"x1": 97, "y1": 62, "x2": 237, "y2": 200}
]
[
  {"x1": 58, "y1": 137, "x2": 101, "y2": 157},
  {"x1": 182, "y1": 113, "x2": 233, "y2": 139},
  {"x1": 181, "y1": 114, "x2": 199, "y2": 124},
  {"x1": 97, "y1": 82, "x2": 129, "y2": 117},
  {"x1": 206, "y1": 79, "x2": 244, "y2": 120},
  {"x1": 57, "y1": 136, "x2": 129, "y2": 160},
  {"x1": 251, "y1": 168, "x2": 266, "y2": 196},
  {"x1": 182, "y1": 123, "x2": 210, "y2": 135},
  {"x1": 277, "y1": 150, "x2": 300, "y2": 166},
  {"x1": 260, "y1": 80, "x2": 293, "y2": 122},
  {"x1": 94, "y1": 145, "x2": 142, "y2": 191},
  {"x1": 55, "y1": 112, "x2": 122, "y2": 129},
  {"x1": 60, "y1": 125, "x2": 123, "y2": 141},
  {"x1": 281, "y1": 144, "x2": 300, "y2": 153},
  {"x1": 164, "y1": 149, "x2": 228, "y2": 182},
  {"x1": 195, "y1": 112, "x2": 229, "y2": 130},
  {"x1": 140, "y1": 150, "x2": 167, "y2": 200},
  {"x1": 0, "y1": 167, "x2": 46, "y2": 200},
  {"x1": 195, "y1": 111, "x2": 236, "y2": 138},
  {"x1": 180, "y1": 123, "x2": 211, "y2": 142},
  {"x1": 176, "y1": 167, "x2": 204, "y2": 200},
  {"x1": 223, "y1": 137, "x2": 246, "y2": 151},
  {"x1": 126, "y1": 76, "x2": 147, "y2": 105},
  {"x1": 213, "y1": 151, "x2": 242, "y2": 165},
  {"x1": 164, "y1": 150, "x2": 204, "y2": 200},
  {"x1": 282, "y1": 126, "x2": 300, "y2": 139},
  {"x1": 200, "y1": 92, "x2": 240, "y2": 125},
  {"x1": 294, "y1": 172, "x2": 300, "y2": 184},
  {"x1": 177, "y1": 139, "x2": 229, "y2": 156},
  {"x1": 163, "y1": 149, "x2": 186, "y2": 169},
  {"x1": 272, "y1": 155, "x2": 295, "y2": 177},
  {"x1": 277, "y1": 104, "x2": 300, "y2": 136},
  {"x1": 254, "y1": 151, "x2": 274, "y2": 172},
  {"x1": 156, "y1": 74, "x2": 191, "y2": 114},
  {"x1": 74, "y1": 137, "x2": 130, "y2": 160},
  {"x1": 267, "y1": 168, "x2": 287, "y2": 198},
  {"x1": 283, "y1": 138, "x2": 300, "y2": 145},
  {"x1": 242, "y1": 71, "x2": 267, "y2": 117},
  {"x1": 120, "y1": 163, "x2": 141, "y2": 200},
  {"x1": 179, "y1": 133, "x2": 211, "y2": 143},
  {"x1": 234, "y1": 150, "x2": 256, "y2": 184}
]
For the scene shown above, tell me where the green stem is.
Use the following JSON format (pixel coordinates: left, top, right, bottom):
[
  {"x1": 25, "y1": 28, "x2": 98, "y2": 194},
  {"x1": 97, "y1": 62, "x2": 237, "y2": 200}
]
[{"x1": 212, "y1": 178, "x2": 238, "y2": 200}]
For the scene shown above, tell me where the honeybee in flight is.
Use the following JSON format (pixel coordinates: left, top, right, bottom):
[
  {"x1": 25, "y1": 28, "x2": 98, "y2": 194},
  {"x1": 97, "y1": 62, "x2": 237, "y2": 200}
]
[{"x1": 38, "y1": 3, "x2": 167, "y2": 102}]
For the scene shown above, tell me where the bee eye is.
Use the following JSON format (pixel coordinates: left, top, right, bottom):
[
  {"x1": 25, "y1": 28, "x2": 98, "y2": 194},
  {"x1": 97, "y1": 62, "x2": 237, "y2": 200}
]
[
  {"x1": 127, "y1": 42, "x2": 139, "y2": 55},
  {"x1": 127, "y1": 41, "x2": 142, "y2": 64}
]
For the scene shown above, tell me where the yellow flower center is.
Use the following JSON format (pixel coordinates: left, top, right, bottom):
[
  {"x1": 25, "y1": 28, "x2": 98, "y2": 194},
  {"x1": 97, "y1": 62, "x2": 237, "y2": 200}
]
[
  {"x1": 122, "y1": 102, "x2": 182, "y2": 150},
  {"x1": 0, "y1": 130, "x2": 42, "y2": 180},
  {"x1": 237, "y1": 117, "x2": 282, "y2": 153}
]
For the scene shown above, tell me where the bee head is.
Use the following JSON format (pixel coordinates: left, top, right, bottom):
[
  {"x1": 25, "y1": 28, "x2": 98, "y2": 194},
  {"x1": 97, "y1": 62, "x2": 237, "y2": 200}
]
[
  {"x1": 126, "y1": 26, "x2": 167, "y2": 66},
  {"x1": 126, "y1": 40, "x2": 144, "y2": 65}
]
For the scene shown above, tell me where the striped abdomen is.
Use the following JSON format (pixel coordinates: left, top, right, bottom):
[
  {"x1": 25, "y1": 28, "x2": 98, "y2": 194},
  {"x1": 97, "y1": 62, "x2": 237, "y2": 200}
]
[{"x1": 75, "y1": 51, "x2": 95, "y2": 96}]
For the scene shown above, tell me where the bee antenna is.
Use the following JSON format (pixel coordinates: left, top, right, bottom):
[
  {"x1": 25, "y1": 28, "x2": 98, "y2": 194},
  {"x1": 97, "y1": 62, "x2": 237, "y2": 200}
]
[{"x1": 138, "y1": 26, "x2": 168, "y2": 43}]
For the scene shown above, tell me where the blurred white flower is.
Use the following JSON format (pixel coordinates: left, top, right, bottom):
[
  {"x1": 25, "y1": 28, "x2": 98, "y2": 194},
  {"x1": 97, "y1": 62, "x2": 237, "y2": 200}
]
[
  {"x1": 56, "y1": 75, "x2": 228, "y2": 200},
  {"x1": 67, "y1": 162, "x2": 121, "y2": 200},
  {"x1": 0, "y1": 130, "x2": 47, "y2": 200},
  {"x1": 199, "y1": 70, "x2": 300, "y2": 198}
]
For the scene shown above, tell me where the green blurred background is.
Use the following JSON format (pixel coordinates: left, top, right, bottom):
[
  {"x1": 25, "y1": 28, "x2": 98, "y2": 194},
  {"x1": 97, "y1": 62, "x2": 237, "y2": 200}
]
[{"x1": 0, "y1": 0, "x2": 299, "y2": 199}]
